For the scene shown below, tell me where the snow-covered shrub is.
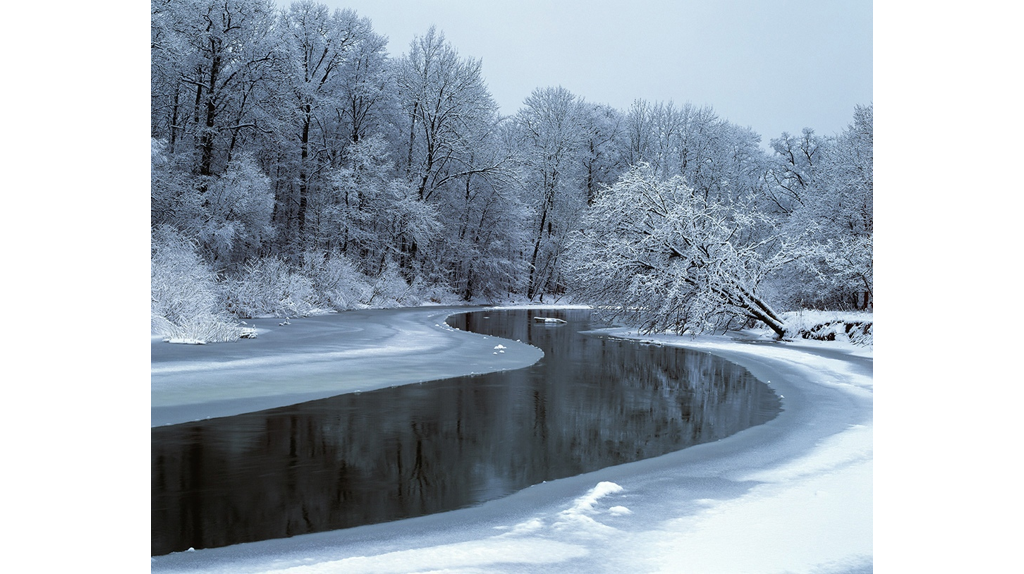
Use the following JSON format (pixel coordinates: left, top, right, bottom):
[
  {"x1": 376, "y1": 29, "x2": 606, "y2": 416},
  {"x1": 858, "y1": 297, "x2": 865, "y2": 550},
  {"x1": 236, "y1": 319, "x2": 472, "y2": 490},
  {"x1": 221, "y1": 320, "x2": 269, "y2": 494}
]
[
  {"x1": 299, "y1": 250, "x2": 372, "y2": 309},
  {"x1": 365, "y1": 263, "x2": 418, "y2": 307},
  {"x1": 151, "y1": 226, "x2": 245, "y2": 343},
  {"x1": 225, "y1": 256, "x2": 318, "y2": 318},
  {"x1": 410, "y1": 277, "x2": 462, "y2": 305}
]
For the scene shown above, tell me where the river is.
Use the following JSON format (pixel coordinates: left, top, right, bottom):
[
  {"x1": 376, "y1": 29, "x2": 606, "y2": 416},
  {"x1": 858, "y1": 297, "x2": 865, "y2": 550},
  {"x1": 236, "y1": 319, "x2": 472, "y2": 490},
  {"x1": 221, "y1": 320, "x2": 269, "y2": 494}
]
[{"x1": 151, "y1": 308, "x2": 780, "y2": 556}]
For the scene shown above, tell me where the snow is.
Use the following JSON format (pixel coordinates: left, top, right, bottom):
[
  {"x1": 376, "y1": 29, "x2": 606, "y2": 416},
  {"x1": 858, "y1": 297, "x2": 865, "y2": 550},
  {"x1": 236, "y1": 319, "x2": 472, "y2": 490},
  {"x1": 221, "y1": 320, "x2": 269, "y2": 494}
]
[
  {"x1": 151, "y1": 306, "x2": 873, "y2": 573},
  {"x1": 485, "y1": 303, "x2": 592, "y2": 310},
  {"x1": 533, "y1": 317, "x2": 568, "y2": 324}
]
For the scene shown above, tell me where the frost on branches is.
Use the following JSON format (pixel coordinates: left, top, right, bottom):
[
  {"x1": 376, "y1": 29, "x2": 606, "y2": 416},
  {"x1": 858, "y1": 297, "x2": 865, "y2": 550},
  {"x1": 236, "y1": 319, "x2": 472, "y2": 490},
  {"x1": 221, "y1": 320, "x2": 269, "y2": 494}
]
[
  {"x1": 567, "y1": 164, "x2": 789, "y2": 338},
  {"x1": 772, "y1": 105, "x2": 872, "y2": 310}
]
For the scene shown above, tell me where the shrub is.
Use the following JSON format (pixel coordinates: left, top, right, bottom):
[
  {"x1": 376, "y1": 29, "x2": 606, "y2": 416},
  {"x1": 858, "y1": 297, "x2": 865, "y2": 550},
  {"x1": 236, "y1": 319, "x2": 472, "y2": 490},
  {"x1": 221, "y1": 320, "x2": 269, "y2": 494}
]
[
  {"x1": 225, "y1": 256, "x2": 319, "y2": 318},
  {"x1": 365, "y1": 263, "x2": 416, "y2": 307},
  {"x1": 299, "y1": 250, "x2": 372, "y2": 310},
  {"x1": 151, "y1": 226, "x2": 245, "y2": 343}
]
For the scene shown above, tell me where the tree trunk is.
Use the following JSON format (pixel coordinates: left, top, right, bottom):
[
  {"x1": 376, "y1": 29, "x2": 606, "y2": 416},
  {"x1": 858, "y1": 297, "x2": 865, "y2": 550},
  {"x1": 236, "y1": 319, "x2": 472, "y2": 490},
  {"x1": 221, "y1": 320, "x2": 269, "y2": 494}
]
[
  {"x1": 405, "y1": 101, "x2": 418, "y2": 180},
  {"x1": 527, "y1": 202, "x2": 550, "y2": 300},
  {"x1": 199, "y1": 47, "x2": 221, "y2": 179},
  {"x1": 169, "y1": 86, "x2": 180, "y2": 154},
  {"x1": 296, "y1": 110, "x2": 311, "y2": 238}
]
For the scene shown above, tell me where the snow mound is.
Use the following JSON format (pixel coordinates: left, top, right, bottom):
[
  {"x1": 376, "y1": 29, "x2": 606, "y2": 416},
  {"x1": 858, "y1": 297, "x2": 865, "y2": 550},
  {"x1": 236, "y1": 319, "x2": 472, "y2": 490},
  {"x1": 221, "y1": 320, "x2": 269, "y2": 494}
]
[
  {"x1": 781, "y1": 310, "x2": 873, "y2": 346},
  {"x1": 565, "y1": 481, "x2": 624, "y2": 514},
  {"x1": 551, "y1": 482, "x2": 625, "y2": 536}
]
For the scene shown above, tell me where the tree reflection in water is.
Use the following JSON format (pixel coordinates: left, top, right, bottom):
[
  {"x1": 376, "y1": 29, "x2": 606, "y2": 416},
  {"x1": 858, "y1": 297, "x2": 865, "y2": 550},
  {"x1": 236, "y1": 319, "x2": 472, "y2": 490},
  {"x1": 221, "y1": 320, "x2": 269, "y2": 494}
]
[{"x1": 151, "y1": 309, "x2": 779, "y2": 555}]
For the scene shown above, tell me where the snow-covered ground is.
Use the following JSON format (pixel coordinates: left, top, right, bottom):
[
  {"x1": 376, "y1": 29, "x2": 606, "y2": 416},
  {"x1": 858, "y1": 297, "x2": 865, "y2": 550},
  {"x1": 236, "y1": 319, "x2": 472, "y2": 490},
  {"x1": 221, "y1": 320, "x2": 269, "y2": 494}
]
[{"x1": 151, "y1": 306, "x2": 872, "y2": 573}]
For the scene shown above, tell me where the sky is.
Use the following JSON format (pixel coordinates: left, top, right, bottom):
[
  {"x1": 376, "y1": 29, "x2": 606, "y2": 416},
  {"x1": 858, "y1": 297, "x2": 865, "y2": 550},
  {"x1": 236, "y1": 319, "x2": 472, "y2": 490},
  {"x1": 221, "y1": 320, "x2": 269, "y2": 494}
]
[{"x1": 312, "y1": 0, "x2": 872, "y2": 143}]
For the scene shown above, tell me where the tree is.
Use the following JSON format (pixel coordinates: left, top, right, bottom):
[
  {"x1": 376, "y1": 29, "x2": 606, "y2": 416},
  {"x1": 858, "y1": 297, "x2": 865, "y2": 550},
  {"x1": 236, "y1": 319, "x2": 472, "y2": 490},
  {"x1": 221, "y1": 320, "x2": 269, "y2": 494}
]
[
  {"x1": 152, "y1": 0, "x2": 282, "y2": 181},
  {"x1": 567, "y1": 164, "x2": 790, "y2": 338},
  {"x1": 578, "y1": 103, "x2": 627, "y2": 205},
  {"x1": 432, "y1": 118, "x2": 527, "y2": 300},
  {"x1": 397, "y1": 27, "x2": 500, "y2": 202},
  {"x1": 778, "y1": 105, "x2": 873, "y2": 310},
  {"x1": 515, "y1": 86, "x2": 590, "y2": 299},
  {"x1": 198, "y1": 152, "x2": 276, "y2": 268},
  {"x1": 320, "y1": 135, "x2": 440, "y2": 276},
  {"x1": 393, "y1": 26, "x2": 510, "y2": 284},
  {"x1": 151, "y1": 138, "x2": 203, "y2": 233},
  {"x1": 277, "y1": 2, "x2": 373, "y2": 242},
  {"x1": 335, "y1": 26, "x2": 394, "y2": 146},
  {"x1": 767, "y1": 128, "x2": 823, "y2": 214}
]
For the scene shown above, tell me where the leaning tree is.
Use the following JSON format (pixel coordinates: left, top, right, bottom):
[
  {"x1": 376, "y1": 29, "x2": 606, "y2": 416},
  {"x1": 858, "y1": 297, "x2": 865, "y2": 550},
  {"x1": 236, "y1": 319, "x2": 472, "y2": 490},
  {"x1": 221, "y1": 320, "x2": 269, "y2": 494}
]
[{"x1": 567, "y1": 163, "x2": 791, "y2": 338}]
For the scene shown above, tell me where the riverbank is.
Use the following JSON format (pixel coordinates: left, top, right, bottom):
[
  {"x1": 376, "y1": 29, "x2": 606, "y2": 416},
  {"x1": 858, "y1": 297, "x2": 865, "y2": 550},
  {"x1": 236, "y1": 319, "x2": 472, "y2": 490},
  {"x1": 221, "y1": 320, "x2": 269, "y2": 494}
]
[{"x1": 151, "y1": 306, "x2": 873, "y2": 573}]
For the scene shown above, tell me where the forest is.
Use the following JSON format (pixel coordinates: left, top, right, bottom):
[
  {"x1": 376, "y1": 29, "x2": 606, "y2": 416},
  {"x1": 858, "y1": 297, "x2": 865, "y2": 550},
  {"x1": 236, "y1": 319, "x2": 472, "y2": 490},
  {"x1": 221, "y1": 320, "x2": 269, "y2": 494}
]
[{"x1": 151, "y1": 0, "x2": 872, "y2": 343}]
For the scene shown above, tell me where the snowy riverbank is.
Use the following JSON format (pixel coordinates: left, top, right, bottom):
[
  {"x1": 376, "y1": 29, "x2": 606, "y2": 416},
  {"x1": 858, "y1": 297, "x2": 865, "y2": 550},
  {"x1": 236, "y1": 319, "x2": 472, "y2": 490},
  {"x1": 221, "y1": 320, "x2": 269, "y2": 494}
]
[{"x1": 151, "y1": 305, "x2": 872, "y2": 573}]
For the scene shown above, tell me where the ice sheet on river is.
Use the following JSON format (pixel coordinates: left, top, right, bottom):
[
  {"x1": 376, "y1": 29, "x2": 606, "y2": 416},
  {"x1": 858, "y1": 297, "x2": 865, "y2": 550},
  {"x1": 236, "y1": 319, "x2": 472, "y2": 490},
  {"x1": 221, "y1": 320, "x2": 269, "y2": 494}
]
[
  {"x1": 151, "y1": 307, "x2": 543, "y2": 427},
  {"x1": 151, "y1": 307, "x2": 872, "y2": 573}
]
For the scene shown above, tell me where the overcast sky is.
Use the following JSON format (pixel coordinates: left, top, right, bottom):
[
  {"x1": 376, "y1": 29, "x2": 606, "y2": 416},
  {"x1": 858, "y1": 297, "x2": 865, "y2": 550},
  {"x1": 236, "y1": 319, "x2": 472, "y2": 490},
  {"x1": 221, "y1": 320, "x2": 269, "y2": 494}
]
[{"x1": 313, "y1": 0, "x2": 872, "y2": 144}]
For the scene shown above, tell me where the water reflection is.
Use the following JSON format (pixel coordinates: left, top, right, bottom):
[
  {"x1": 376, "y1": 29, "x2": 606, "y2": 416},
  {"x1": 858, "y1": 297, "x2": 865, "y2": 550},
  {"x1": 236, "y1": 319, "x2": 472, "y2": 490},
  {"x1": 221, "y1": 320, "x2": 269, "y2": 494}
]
[{"x1": 151, "y1": 309, "x2": 779, "y2": 555}]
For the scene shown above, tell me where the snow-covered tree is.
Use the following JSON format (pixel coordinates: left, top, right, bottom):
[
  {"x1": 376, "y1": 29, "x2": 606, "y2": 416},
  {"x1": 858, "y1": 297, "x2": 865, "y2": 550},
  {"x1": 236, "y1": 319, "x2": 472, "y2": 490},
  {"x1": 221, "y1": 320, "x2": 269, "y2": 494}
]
[
  {"x1": 578, "y1": 103, "x2": 627, "y2": 205},
  {"x1": 152, "y1": 138, "x2": 275, "y2": 270},
  {"x1": 151, "y1": 138, "x2": 203, "y2": 233},
  {"x1": 515, "y1": 86, "x2": 591, "y2": 299},
  {"x1": 198, "y1": 152, "x2": 276, "y2": 268},
  {"x1": 392, "y1": 26, "x2": 517, "y2": 288},
  {"x1": 567, "y1": 164, "x2": 790, "y2": 338},
  {"x1": 432, "y1": 120, "x2": 528, "y2": 300},
  {"x1": 775, "y1": 105, "x2": 873, "y2": 310},
  {"x1": 276, "y1": 3, "x2": 373, "y2": 242},
  {"x1": 334, "y1": 26, "x2": 395, "y2": 146},
  {"x1": 320, "y1": 135, "x2": 440, "y2": 276},
  {"x1": 397, "y1": 27, "x2": 500, "y2": 203},
  {"x1": 620, "y1": 101, "x2": 767, "y2": 206},
  {"x1": 152, "y1": 0, "x2": 282, "y2": 179},
  {"x1": 767, "y1": 128, "x2": 823, "y2": 214}
]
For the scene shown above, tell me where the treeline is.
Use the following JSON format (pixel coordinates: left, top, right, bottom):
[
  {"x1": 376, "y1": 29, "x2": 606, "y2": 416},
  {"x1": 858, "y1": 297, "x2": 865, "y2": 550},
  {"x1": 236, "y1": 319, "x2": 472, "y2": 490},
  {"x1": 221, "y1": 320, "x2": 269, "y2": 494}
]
[{"x1": 151, "y1": 0, "x2": 872, "y2": 342}]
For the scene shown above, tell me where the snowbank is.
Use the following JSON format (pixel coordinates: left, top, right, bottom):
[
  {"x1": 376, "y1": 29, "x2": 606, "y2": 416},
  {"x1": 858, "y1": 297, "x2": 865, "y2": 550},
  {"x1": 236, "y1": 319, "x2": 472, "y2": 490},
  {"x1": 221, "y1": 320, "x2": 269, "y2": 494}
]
[{"x1": 151, "y1": 307, "x2": 872, "y2": 573}]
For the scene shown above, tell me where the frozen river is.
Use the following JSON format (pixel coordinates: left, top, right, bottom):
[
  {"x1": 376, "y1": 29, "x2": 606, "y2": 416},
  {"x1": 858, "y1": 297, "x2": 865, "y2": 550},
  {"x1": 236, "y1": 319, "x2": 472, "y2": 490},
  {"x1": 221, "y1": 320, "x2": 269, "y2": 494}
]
[
  {"x1": 151, "y1": 306, "x2": 872, "y2": 573},
  {"x1": 152, "y1": 308, "x2": 780, "y2": 555}
]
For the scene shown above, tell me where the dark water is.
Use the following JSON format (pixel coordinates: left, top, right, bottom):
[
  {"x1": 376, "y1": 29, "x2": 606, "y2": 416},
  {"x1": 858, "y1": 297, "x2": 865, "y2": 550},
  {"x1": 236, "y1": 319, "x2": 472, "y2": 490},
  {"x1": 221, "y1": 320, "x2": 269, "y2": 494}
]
[{"x1": 151, "y1": 309, "x2": 780, "y2": 556}]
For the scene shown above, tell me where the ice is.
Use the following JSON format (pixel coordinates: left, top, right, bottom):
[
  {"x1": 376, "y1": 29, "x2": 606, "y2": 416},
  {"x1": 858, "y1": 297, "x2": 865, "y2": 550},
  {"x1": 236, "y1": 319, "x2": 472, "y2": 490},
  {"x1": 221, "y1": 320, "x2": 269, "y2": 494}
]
[{"x1": 151, "y1": 307, "x2": 544, "y2": 426}]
